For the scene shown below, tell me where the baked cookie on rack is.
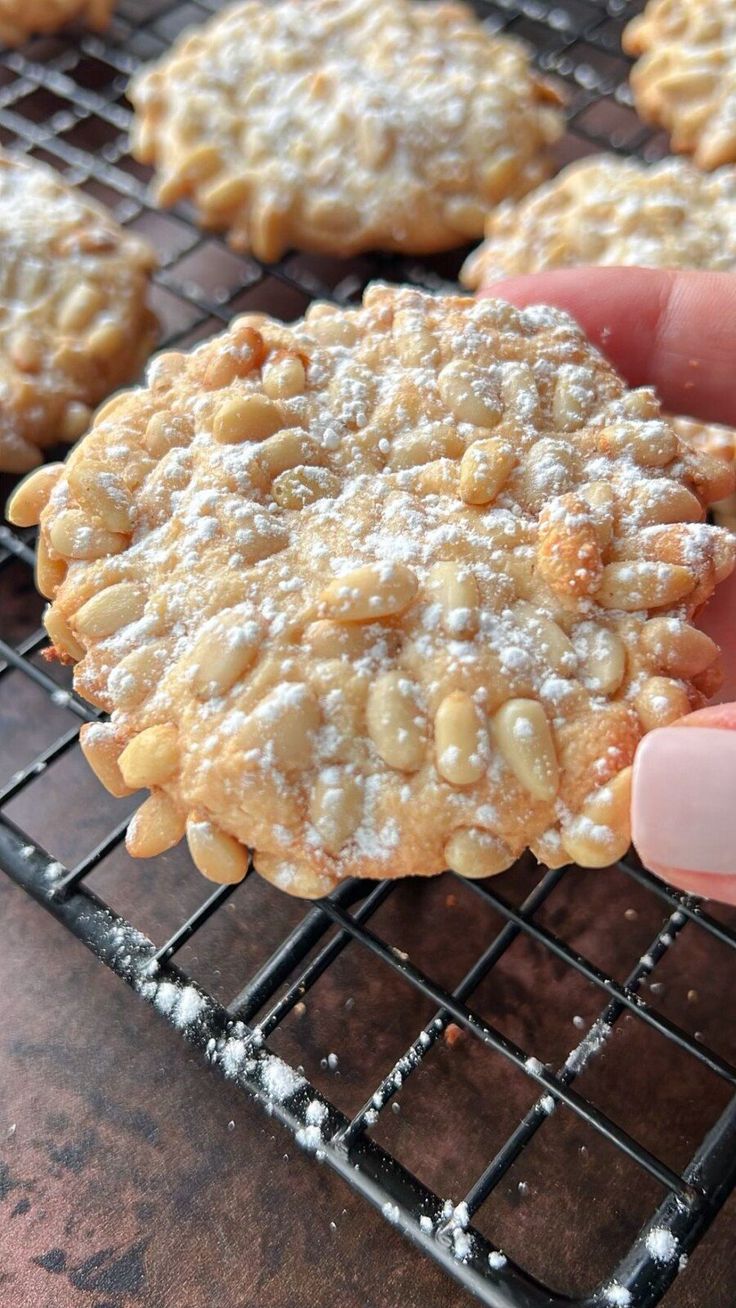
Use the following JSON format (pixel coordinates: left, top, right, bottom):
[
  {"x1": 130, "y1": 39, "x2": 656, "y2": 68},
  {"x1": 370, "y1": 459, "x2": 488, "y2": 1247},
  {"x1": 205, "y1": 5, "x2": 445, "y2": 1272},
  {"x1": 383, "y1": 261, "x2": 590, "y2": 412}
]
[
  {"x1": 0, "y1": 0, "x2": 115, "y2": 44},
  {"x1": 129, "y1": 0, "x2": 563, "y2": 262},
  {"x1": 623, "y1": 0, "x2": 736, "y2": 169},
  {"x1": 0, "y1": 149, "x2": 156, "y2": 473},
  {"x1": 460, "y1": 154, "x2": 736, "y2": 532},
  {"x1": 9, "y1": 286, "x2": 734, "y2": 896}
]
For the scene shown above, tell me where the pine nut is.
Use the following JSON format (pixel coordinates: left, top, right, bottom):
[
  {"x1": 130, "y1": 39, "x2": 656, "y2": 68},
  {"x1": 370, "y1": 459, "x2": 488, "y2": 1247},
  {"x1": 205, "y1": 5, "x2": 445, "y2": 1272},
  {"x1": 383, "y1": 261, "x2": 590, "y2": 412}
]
[
  {"x1": 9, "y1": 327, "x2": 42, "y2": 373},
  {"x1": 641, "y1": 618, "x2": 718, "y2": 678},
  {"x1": 578, "y1": 481, "x2": 615, "y2": 548},
  {"x1": 87, "y1": 321, "x2": 126, "y2": 362},
  {"x1": 58, "y1": 284, "x2": 104, "y2": 332},
  {"x1": 712, "y1": 529, "x2": 735, "y2": 583},
  {"x1": 309, "y1": 770, "x2": 363, "y2": 855},
  {"x1": 35, "y1": 535, "x2": 66, "y2": 599},
  {"x1": 6, "y1": 463, "x2": 63, "y2": 527},
  {"x1": 240, "y1": 683, "x2": 321, "y2": 771},
  {"x1": 49, "y1": 509, "x2": 127, "y2": 561},
  {"x1": 561, "y1": 768, "x2": 632, "y2": 867},
  {"x1": 254, "y1": 428, "x2": 321, "y2": 482},
  {"x1": 68, "y1": 464, "x2": 134, "y2": 534},
  {"x1": 234, "y1": 514, "x2": 290, "y2": 566},
  {"x1": 517, "y1": 438, "x2": 579, "y2": 511},
  {"x1": 596, "y1": 561, "x2": 695, "y2": 610},
  {"x1": 61, "y1": 401, "x2": 93, "y2": 443},
  {"x1": 501, "y1": 362, "x2": 538, "y2": 416},
  {"x1": 80, "y1": 723, "x2": 134, "y2": 798},
  {"x1": 272, "y1": 465, "x2": 340, "y2": 509},
  {"x1": 263, "y1": 352, "x2": 306, "y2": 400},
  {"x1": 119, "y1": 724, "x2": 179, "y2": 789},
  {"x1": 576, "y1": 625, "x2": 626, "y2": 694},
  {"x1": 392, "y1": 313, "x2": 438, "y2": 368},
  {"x1": 213, "y1": 393, "x2": 283, "y2": 444},
  {"x1": 536, "y1": 495, "x2": 603, "y2": 598},
  {"x1": 493, "y1": 698, "x2": 559, "y2": 801},
  {"x1": 599, "y1": 420, "x2": 676, "y2": 467},
  {"x1": 435, "y1": 691, "x2": 487, "y2": 786},
  {"x1": 437, "y1": 360, "x2": 502, "y2": 427},
  {"x1": 43, "y1": 606, "x2": 85, "y2": 663},
  {"x1": 303, "y1": 620, "x2": 376, "y2": 660},
  {"x1": 321, "y1": 563, "x2": 418, "y2": 622},
  {"x1": 445, "y1": 827, "x2": 515, "y2": 878},
  {"x1": 630, "y1": 480, "x2": 703, "y2": 525},
  {"x1": 144, "y1": 412, "x2": 194, "y2": 457},
  {"x1": 109, "y1": 641, "x2": 168, "y2": 709},
  {"x1": 512, "y1": 601, "x2": 574, "y2": 673},
  {"x1": 688, "y1": 451, "x2": 735, "y2": 506},
  {"x1": 186, "y1": 817, "x2": 249, "y2": 884},
  {"x1": 74, "y1": 582, "x2": 146, "y2": 639},
  {"x1": 552, "y1": 366, "x2": 594, "y2": 430},
  {"x1": 192, "y1": 622, "x2": 259, "y2": 698},
  {"x1": 459, "y1": 437, "x2": 516, "y2": 505},
  {"x1": 635, "y1": 676, "x2": 690, "y2": 731},
  {"x1": 427, "y1": 562, "x2": 479, "y2": 638},
  {"x1": 203, "y1": 326, "x2": 266, "y2": 388},
  {"x1": 126, "y1": 792, "x2": 185, "y2": 858},
  {"x1": 366, "y1": 672, "x2": 426, "y2": 772},
  {"x1": 388, "y1": 423, "x2": 464, "y2": 470}
]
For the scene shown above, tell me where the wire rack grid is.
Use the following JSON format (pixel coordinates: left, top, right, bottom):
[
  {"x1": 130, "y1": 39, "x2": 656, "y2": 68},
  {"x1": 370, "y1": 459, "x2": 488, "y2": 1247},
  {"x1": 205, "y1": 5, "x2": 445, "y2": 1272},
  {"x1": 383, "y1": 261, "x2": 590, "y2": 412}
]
[{"x1": 1, "y1": 2, "x2": 736, "y2": 1306}]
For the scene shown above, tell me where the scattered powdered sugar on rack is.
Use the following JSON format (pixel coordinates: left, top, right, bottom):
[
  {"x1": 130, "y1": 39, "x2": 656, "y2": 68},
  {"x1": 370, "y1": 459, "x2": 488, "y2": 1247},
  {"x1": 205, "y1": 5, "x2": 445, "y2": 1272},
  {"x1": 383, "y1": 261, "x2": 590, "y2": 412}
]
[
  {"x1": 602, "y1": 1282, "x2": 632, "y2": 1307},
  {"x1": 645, "y1": 1227, "x2": 679, "y2": 1264}
]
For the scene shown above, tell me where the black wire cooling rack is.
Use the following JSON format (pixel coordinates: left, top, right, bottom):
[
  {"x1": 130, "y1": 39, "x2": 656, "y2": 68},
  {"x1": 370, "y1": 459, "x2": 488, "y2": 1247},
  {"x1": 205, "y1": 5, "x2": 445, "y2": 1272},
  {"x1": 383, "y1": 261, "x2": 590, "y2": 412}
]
[{"x1": 2, "y1": 2, "x2": 736, "y2": 1305}]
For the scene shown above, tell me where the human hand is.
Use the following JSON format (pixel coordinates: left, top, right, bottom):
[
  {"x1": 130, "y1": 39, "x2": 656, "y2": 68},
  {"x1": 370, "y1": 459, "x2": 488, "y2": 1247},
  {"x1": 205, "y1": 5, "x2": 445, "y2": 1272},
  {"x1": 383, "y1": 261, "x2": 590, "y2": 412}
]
[{"x1": 481, "y1": 267, "x2": 736, "y2": 901}]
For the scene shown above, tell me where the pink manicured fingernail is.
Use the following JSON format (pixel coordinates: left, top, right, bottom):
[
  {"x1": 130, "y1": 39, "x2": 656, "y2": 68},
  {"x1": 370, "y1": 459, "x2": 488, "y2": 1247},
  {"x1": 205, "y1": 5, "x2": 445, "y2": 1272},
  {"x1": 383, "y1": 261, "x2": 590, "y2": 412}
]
[{"x1": 632, "y1": 727, "x2": 736, "y2": 876}]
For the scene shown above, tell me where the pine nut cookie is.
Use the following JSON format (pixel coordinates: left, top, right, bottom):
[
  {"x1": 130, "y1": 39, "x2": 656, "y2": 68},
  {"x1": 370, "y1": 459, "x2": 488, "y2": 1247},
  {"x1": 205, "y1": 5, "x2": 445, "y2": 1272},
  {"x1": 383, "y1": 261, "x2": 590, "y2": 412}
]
[
  {"x1": 9, "y1": 285, "x2": 734, "y2": 897},
  {"x1": 129, "y1": 0, "x2": 563, "y2": 262},
  {"x1": 0, "y1": 0, "x2": 114, "y2": 44},
  {"x1": 0, "y1": 150, "x2": 156, "y2": 473},
  {"x1": 623, "y1": 0, "x2": 736, "y2": 169},
  {"x1": 460, "y1": 154, "x2": 736, "y2": 532},
  {"x1": 461, "y1": 155, "x2": 736, "y2": 288}
]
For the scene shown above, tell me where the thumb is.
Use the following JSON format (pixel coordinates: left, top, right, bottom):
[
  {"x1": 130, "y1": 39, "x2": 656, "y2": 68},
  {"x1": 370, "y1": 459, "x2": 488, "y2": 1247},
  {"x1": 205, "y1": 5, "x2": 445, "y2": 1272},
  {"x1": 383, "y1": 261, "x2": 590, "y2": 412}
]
[{"x1": 632, "y1": 705, "x2": 736, "y2": 904}]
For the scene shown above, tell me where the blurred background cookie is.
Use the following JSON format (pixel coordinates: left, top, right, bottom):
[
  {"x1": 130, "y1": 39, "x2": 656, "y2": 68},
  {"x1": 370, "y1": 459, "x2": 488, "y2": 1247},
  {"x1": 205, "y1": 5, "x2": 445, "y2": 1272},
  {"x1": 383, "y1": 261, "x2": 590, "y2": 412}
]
[
  {"x1": 624, "y1": 0, "x2": 736, "y2": 169},
  {"x1": 10, "y1": 285, "x2": 734, "y2": 897},
  {"x1": 0, "y1": 149, "x2": 156, "y2": 473},
  {"x1": 0, "y1": 0, "x2": 114, "y2": 43},
  {"x1": 461, "y1": 154, "x2": 736, "y2": 532},
  {"x1": 129, "y1": 0, "x2": 563, "y2": 262}
]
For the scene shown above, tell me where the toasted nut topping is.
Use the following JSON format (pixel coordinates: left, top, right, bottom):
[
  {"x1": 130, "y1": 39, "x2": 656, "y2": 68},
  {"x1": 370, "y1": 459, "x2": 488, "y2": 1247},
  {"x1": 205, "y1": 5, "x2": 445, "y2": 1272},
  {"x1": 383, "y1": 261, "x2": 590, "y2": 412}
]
[
  {"x1": 68, "y1": 463, "x2": 134, "y2": 534},
  {"x1": 213, "y1": 394, "x2": 283, "y2": 444},
  {"x1": 80, "y1": 723, "x2": 134, "y2": 798},
  {"x1": 427, "y1": 562, "x2": 479, "y2": 638},
  {"x1": 641, "y1": 617, "x2": 718, "y2": 678},
  {"x1": 561, "y1": 768, "x2": 632, "y2": 867},
  {"x1": 186, "y1": 817, "x2": 249, "y2": 884},
  {"x1": 445, "y1": 827, "x2": 515, "y2": 878},
  {"x1": 119, "y1": 724, "x2": 179, "y2": 789},
  {"x1": 493, "y1": 698, "x2": 559, "y2": 801},
  {"x1": 576, "y1": 625, "x2": 626, "y2": 694},
  {"x1": 635, "y1": 676, "x2": 690, "y2": 731},
  {"x1": 192, "y1": 621, "x2": 260, "y2": 698},
  {"x1": 367, "y1": 672, "x2": 426, "y2": 772},
  {"x1": 6, "y1": 463, "x2": 63, "y2": 527},
  {"x1": 596, "y1": 562, "x2": 695, "y2": 610},
  {"x1": 537, "y1": 494, "x2": 603, "y2": 598},
  {"x1": 459, "y1": 437, "x2": 516, "y2": 505},
  {"x1": 126, "y1": 792, "x2": 185, "y2": 858},
  {"x1": 49, "y1": 509, "x2": 127, "y2": 561},
  {"x1": 43, "y1": 605, "x2": 85, "y2": 663},
  {"x1": 321, "y1": 563, "x2": 418, "y2": 622},
  {"x1": 309, "y1": 770, "x2": 363, "y2": 854},
  {"x1": 435, "y1": 691, "x2": 487, "y2": 786},
  {"x1": 438, "y1": 360, "x2": 502, "y2": 427},
  {"x1": 74, "y1": 582, "x2": 146, "y2": 638}
]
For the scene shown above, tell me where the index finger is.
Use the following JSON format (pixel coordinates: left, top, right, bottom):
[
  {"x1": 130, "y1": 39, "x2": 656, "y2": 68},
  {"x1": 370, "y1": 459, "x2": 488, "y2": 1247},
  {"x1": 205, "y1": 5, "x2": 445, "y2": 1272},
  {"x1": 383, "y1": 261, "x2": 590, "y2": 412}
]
[{"x1": 481, "y1": 267, "x2": 736, "y2": 428}]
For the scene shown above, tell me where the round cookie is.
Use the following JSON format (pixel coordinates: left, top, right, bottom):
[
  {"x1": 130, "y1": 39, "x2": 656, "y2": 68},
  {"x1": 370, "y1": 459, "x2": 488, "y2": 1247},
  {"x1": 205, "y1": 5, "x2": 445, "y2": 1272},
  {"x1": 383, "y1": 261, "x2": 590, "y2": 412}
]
[
  {"x1": 0, "y1": 0, "x2": 115, "y2": 44},
  {"x1": 623, "y1": 0, "x2": 736, "y2": 169},
  {"x1": 461, "y1": 155, "x2": 736, "y2": 287},
  {"x1": 9, "y1": 286, "x2": 734, "y2": 897},
  {"x1": 129, "y1": 0, "x2": 563, "y2": 262},
  {"x1": 0, "y1": 150, "x2": 156, "y2": 473},
  {"x1": 460, "y1": 154, "x2": 736, "y2": 535}
]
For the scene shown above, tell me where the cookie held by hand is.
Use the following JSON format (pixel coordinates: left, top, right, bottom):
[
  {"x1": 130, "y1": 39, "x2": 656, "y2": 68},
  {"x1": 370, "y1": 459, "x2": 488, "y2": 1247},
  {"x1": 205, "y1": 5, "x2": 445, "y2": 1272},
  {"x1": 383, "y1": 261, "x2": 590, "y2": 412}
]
[{"x1": 9, "y1": 286, "x2": 734, "y2": 895}]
